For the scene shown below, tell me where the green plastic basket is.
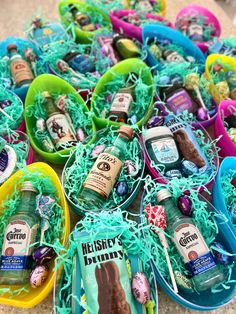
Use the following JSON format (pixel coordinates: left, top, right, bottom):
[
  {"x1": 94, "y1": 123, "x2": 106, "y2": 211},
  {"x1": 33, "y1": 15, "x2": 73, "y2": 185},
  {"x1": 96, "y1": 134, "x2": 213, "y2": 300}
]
[
  {"x1": 91, "y1": 58, "x2": 154, "y2": 129},
  {"x1": 24, "y1": 74, "x2": 96, "y2": 165},
  {"x1": 58, "y1": 0, "x2": 111, "y2": 44}
]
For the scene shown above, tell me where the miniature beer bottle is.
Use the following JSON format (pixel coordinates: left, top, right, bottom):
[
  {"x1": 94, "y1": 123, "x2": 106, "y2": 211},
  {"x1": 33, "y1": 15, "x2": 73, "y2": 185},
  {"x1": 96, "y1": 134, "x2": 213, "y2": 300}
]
[
  {"x1": 8, "y1": 44, "x2": 34, "y2": 87},
  {"x1": 156, "y1": 189, "x2": 225, "y2": 292},
  {"x1": 43, "y1": 91, "x2": 77, "y2": 150},
  {"x1": 80, "y1": 126, "x2": 133, "y2": 209},
  {"x1": 0, "y1": 182, "x2": 39, "y2": 285}
]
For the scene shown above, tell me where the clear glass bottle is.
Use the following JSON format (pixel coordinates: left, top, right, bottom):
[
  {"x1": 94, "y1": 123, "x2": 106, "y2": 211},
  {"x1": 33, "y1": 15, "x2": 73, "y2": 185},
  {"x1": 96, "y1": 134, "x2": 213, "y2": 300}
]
[
  {"x1": 80, "y1": 126, "x2": 133, "y2": 210},
  {"x1": 43, "y1": 91, "x2": 77, "y2": 150},
  {"x1": 0, "y1": 182, "x2": 39, "y2": 285},
  {"x1": 8, "y1": 44, "x2": 34, "y2": 87},
  {"x1": 156, "y1": 189, "x2": 225, "y2": 292}
]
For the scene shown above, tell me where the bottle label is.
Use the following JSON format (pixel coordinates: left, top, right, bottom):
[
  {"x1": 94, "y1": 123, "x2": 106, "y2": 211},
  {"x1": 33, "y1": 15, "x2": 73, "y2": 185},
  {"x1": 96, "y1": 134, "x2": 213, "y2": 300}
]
[
  {"x1": 10, "y1": 59, "x2": 34, "y2": 85},
  {"x1": 83, "y1": 153, "x2": 122, "y2": 198},
  {"x1": 167, "y1": 90, "x2": 193, "y2": 114},
  {"x1": 0, "y1": 221, "x2": 38, "y2": 270},
  {"x1": 166, "y1": 52, "x2": 185, "y2": 63},
  {"x1": 174, "y1": 223, "x2": 216, "y2": 276},
  {"x1": 151, "y1": 138, "x2": 179, "y2": 164},
  {"x1": 110, "y1": 92, "x2": 133, "y2": 114},
  {"x1": 46, "y1": 114, "x2": 76, "y2": 149}
]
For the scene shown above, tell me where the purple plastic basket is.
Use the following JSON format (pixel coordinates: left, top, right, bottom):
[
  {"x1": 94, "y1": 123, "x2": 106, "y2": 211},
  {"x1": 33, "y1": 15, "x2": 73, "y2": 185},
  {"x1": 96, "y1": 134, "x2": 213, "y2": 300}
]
[
  {"x1": 110, "y1": 9, "x2": 174, "y2": 43},
  {"x1": 214, "y1": 100, "x2": 236, "y2": 157},
  {"x1": 140, "y1": 124, "x2": 219, "y2": 191}
]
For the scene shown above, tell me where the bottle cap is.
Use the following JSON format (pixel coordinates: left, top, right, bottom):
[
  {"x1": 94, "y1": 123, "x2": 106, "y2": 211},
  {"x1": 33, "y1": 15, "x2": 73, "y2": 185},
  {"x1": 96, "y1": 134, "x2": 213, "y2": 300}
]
[
  {"x1": 42, "y1": 91, "x2": 51, "y2": 99},
  {"x1": 156, "y1": 189, "x2": 172, "y2": 203},
  {"x1": 21, "y1": 181, "x2": 38, "y2": 193},
  {"x1": 118, "y1": 125, "x2": 133, "y2": 139},
  {"x1": 7, "y1": 44, "x2": 17, "y2": 52},
  {"x1": 143, "y1": 126, "x2": 173, "y2": 142}
]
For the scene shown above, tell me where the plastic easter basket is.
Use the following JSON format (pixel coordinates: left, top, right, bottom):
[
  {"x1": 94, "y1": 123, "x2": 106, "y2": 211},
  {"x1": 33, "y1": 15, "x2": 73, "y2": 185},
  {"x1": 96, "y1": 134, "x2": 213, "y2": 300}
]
[
  {"x1": 0, "y1": 162, "x2": 70, "y2": 308},
  {"x1": 139, "y1": 186, "x2": 236, "y2": 311},
  {"x1": 142, "y1": 24, "x2": 206, "y2": 71},
  {"x1": 213, "y1": 157, "x2": 236, "y2": 241},
  {"x1": 62, "y1": 128, "x2": 145, "y2": 216},
  {"x1": 140, "y1": 122, "x2": 219, "y2": 191},
  {"x1": 58, "y1": 0, "x2": 111, "y2": 44},
  {"x1": 110, "y1": 9, "x2": 174, "y2": 43},
  {"x1": 205, "y1": 54, "x2": 236, "y2": 104},
  {"x1": 214, "y1": 100, "x2": 236, "y2": 157},
  {"x1": 0, "y1": 37, "x2": 46, "y2": 102},
  {"x1": 24, "y1": 74, "x2": 96, "y2": 165},
  {"x1": 125, "y1": 0, "x2": 166, "y2": 16},
  {"x1": 175, "y1": 4, "x2": 221, "y2": 52},
  {"x1": 91, "y1": 58, "x2": 154, "y2": 129}
]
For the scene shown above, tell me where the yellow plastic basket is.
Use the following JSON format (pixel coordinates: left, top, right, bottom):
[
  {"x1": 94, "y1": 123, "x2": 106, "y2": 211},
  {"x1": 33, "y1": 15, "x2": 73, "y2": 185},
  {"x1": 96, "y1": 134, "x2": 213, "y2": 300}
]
[
  {"x1": 205, "y1": 54, "x2": 236, "y2": 104},
  {"x1": 0, "y1": 162, "x2": 70, "y2": 308}
]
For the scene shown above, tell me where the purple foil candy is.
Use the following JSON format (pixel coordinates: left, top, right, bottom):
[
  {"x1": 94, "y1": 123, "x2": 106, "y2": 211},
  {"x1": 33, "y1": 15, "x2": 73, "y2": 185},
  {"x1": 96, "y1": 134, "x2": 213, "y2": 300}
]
[
  {"x1": 76, "y1": 128, "x2": 85, "y2": 142},
  {"x1": 212, "y1": 242, "x2": 229, "y2": 265},
  {"x1": 147, "y1": 116, "x2": 164, "y2": 129},
  {"x1": 115, "y1": 181, "x2": 128, "y2": 196},
  {"x1": 33, "y1": 246, "x2": 56, "y2": 265},
  {"x1": 132, "y1": 272, "x2": 150, "y2": 305},
  {"x1": 0, "y1": 100, "x2": 11, "y2": 109},
  {"x1": 91, "y1": 144, "x2": 105, "y2": 159},
  {"x1": 178, "y1": 195, "x2": 193, "y2": 216},
  {"x1": 154, "y1": 102, "x2": 169, "y2": 116},
  {"x1": 197, "y1": 107, "x2": 209, "y2": 121}
]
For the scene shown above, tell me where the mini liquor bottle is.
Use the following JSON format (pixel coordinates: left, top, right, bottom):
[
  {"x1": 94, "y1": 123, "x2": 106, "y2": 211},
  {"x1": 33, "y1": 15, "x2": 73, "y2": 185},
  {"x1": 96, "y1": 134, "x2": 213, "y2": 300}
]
[
  {"x1": 109, "y1": 86, "x2": 134, "y2": 123},
  {"x1": 68, "y1": 4, "x2": 96, "y2": 31},
  {"x1": 112, "y1": 34, "x2": 140, "y2": 59},
  {"x1": 43, "y1": 91, "x2": 77, "y2": 150},
  {"x1": 80, "y1": 126, "x2": 133, "y2": 209},
  {"x1": 0, "y1": 182, "x2": 39, "y2": 285},
  {"x1": 8, "y1": 44, "x2": 34, "y2": 87},
  {"x1": 156, "y1": 189, "x2": 225, "y2": 292},
  {"x1": 162, "y1": 49, "x2": 186, "y2": 63},
  {"x1": 187, "y1": 22, "x2": 203, "y2": 42}
]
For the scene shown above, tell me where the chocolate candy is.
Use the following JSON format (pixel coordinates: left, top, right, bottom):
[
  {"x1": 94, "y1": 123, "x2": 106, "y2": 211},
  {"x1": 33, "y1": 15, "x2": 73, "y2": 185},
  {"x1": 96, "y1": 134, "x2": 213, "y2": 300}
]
[
  {"x1": 91, "y1": 144, "x2": 105, "y2": 159},
  {"x1": 212, "y1": 242, "x2": 229, "y2": 265},
  {"x1": 76, "y1": 128, "x2": 85, "y2": 142},
  {"x1": 165, "y1": 169, "x2": 182, "y2": 179},
  {"x1": 196, "y1": 107, "x2": 209, "y2": 121},
  {"x1": 178, "y1": 195, "x2": 193, "y2": 216},
  {"x1": 230, "y1": 203, "x2": 236, "y2": 224},
  {"x1": 0, "y1": 100, "x2": 11, "y2": 109},
  {"x1": 174, "y1": 271, "x2": 193, "y2": 292},
  {"x1": 33, "y1": 245, "x2": 56, "y2": 265},
  {"x1": 124, "y1": 160, "x2": 137, "y2": 177},
  {"x1": 171, "y1": 76, "x2": 183, "y2": 86},
  {"x1": 30, "y1": 265, "x2": 49, "y2": 288},
  {"x1": 212, "y1": 63, "x2": 223, "y2": 73},
  {"x1": 115, "y1": 181, "x2": 128, "y2": 196},
  {"x1": 154, "y1": 102, "x2": 169, "y2": 116},
  {"x1": 130, "y1": 114, "x2": 138, "y2": 124},
  {"x1": 182, "y1": 160, "x2": 199, "y2": 176},
  {"x1": 132, "y1": 272, "x2": 150, "y2": 305},
  {"x1": 159, "y1": 75, "x2": 171, "y2": 86},
  {"x1": 36, "y1": 118, "x2": 46, "y2": 132},
  {"x1": 147, "y1": 115, "x2": 164, "y2": 129}
]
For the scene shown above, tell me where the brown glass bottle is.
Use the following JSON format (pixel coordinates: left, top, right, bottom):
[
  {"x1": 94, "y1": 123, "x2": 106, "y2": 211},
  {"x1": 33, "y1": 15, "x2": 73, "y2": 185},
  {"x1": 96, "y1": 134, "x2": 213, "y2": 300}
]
[{"x1": 8, "y1": 44, "x2": 34, "y2": 87}]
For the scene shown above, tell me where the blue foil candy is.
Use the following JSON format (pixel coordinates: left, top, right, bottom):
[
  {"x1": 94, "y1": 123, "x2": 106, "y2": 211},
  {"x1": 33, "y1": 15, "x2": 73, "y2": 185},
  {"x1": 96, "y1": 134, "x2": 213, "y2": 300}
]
[
  {"x1": 165, "y1": 169, "x2": 182, "y2": 179},
  {"x1": 115, "y1": 181, "x2": 128, "y2": 196},
  {"x1": 182, "y1": 160, "x2": 199, "y2": 176}
]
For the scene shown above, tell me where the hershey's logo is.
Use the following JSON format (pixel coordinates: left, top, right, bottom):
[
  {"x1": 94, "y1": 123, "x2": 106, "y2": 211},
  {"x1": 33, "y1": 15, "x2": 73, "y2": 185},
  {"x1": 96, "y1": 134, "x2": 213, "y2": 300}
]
[{"x1": 179, "y1": 231, "x2": 198, "y2": 247}]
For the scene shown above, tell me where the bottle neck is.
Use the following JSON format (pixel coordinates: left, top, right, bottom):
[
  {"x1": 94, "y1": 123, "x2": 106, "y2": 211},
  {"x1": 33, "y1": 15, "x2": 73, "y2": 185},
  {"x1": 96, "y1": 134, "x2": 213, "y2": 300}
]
[
  {"x1": 9, "y1": 49, "x2": 21, "y2": 60},
  {"x1": 159, "y1": 196, "x2": 184, "y2": 224},
  {"x1": 17, "y1": 190, "x2": 37, "y2": 214},
  {"x1": 113, "y1": 133, "x2": 130, "y2": 150},
  {"x1": 44, "y1": 97, "x2": 59, "y2": 116}
]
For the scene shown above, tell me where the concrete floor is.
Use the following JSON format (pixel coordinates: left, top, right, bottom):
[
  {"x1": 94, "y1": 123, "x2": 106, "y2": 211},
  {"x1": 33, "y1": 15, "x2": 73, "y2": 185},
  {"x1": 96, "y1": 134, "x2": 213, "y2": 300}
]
[{"x1": 0, "y1": 0, "x2": 236, "y2": 313}]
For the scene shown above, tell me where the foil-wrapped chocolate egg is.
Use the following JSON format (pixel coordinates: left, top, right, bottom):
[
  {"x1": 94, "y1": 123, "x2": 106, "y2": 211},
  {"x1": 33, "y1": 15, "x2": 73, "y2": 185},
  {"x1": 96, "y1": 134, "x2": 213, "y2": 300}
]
[
  {"x1": 0, "y1": 100, "x2": 11, "y2": 108},
  {"x1": 159, "y1": 75, "x2": 171, "y2": 86},
  {"x1": 171, "y1": 76, "x2": 183, "y2": 86},
  {"x1": 33, "y1": 246, "x2": 56, "y2": 265},
  {"x1": 196, "y1": 107, "x2": 209, "y2": 121},
  {"x1": 30, "y1": 265, "x2": 49, "y2": 288},
  {"x1": 178, "y1": 195, "x2": 193, "y2": 216},
  {"x1": 132, "y1": 272, "x2": 150, "y2": 305},
  {"x1": 165, "y1": 169, "x2": 182, "y2": 179},
  {"x1": 124, "y1": 160, "x2": 137, "y2": 177},
  {"x1": 174, "y1": 271, "x2": 193, "y2": 293},
  {"x1": 115, "y1": 181, "x2": 128, "y2": 196},
  {"x1": 36, "y1": 118, "x2": 46, "y2": 132},
  {"x1": 130, "y1": 114, "x2": 138, "y2": 125},
  {"x1": 212, "y1": 242, "x2": 229, "y2": 265},
  {"x1": 154, "y1": 102, "x2": 169, "y2": 116},
  {"x1": 182, "y1": 160, "x2": 199, "y2": 176},
  {"x1": 76, "y1": 128, "x2": 85, "y2": 142},
  {"x1": 91, "y1": 144, "x2": 105, "y2": 159},
  {"x1": 147, "y1": 116, "x2": 164, "y2": 129}
]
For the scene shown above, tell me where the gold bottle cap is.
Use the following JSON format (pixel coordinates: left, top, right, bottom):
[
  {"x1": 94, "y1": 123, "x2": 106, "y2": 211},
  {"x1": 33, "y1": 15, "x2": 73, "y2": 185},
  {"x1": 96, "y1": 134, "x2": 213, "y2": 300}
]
[
  {"x1": 118, "y1": 125, "x2": 133, "y2": 139},
  {"x1": 42, "y1": 91, "x2": 52, "y2": 99},
  {"x1": 21, "y1": 181, "x2": 38, "y2": 193},
  {"x1": 7, "y1": 44, "x2": 17, "y2": 52},
  {"x1": 156, "y1": 189, "x2": 171, "y2": 203}
]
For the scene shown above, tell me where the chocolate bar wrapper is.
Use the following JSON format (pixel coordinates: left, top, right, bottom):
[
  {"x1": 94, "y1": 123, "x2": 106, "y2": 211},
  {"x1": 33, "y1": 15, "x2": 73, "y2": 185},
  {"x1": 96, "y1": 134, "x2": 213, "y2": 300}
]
[{"x1": 74, "y1": 229, "x2": 137, "y2": 314}]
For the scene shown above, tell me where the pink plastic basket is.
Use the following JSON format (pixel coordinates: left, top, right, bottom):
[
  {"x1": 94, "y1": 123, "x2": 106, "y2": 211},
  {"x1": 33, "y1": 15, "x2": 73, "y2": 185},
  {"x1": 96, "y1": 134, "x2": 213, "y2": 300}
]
[
  {"x1": 214, "y1": 100, "x2": 236, "y2": 157},
  {"x1": 175, "y1": 5, "x2": 221, "y2": 53},
  {"x1": 110, "y1": 9, "x2": 174, "y2": 43}
]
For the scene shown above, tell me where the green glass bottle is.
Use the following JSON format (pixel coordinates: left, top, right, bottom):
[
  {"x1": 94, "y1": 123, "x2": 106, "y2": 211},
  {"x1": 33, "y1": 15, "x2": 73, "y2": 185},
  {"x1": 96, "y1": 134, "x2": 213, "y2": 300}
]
[
  {"x1": 80, "y1": 126, "x2": 133, "y2": 210},
  {"x1": 156, "y1": 189, "x2": 225, "y2": 292},
  {"x1": 0, "y1": 182, "x2": 39, "y2": 285}
]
